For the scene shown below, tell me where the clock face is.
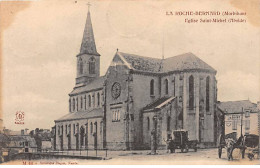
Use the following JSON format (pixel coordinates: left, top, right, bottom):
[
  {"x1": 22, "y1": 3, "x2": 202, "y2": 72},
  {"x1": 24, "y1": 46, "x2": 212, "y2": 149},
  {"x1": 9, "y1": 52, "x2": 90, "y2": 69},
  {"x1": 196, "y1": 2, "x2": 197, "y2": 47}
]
[{"x1": 111, "y1": 82, "x2": 121, "y2": 99}]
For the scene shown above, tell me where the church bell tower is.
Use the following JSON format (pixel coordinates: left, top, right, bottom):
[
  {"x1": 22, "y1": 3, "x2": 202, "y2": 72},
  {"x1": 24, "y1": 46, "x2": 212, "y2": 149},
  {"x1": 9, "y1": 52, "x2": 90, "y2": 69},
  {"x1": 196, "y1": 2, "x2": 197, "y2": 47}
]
[{"x1": 76, "y1": 6, "x2": 100, "y2": 85}]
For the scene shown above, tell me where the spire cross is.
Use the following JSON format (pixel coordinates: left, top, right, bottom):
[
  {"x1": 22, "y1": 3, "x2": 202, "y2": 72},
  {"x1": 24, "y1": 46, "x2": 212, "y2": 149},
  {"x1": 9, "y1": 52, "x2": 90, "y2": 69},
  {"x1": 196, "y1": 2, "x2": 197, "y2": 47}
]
[{"x1": 87, "y1": 2, "x2": 91, "y2": 11}]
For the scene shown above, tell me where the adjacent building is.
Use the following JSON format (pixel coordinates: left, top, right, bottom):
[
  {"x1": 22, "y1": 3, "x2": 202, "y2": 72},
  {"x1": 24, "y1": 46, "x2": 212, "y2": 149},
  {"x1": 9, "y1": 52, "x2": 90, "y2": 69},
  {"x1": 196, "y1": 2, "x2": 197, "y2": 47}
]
[
  {"x1": 54, "y1": 8, "x2": 218, "y2": 150},
  {"x1": 218, "y1": 100, "x2": 259, "y2": 139},
  {"x1": 0, "y1": 119, "x2": 3, "y2": 133}
]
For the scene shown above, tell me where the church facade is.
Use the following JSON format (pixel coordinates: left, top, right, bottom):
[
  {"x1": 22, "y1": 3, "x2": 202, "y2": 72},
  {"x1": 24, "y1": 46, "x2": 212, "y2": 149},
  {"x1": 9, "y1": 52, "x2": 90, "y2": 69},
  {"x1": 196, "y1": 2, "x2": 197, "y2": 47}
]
[{"x1": 54, "y1": 9, "x2": 218, "y2": 150}]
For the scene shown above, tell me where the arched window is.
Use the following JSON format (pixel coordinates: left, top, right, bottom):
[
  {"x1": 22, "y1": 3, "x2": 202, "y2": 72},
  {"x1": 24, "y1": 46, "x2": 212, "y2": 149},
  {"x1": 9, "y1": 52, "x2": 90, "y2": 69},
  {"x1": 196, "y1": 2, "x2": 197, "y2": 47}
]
[
  {"x1": 76, "y1": 124, "x2": 79, "y2": 134},
  {"x1": 80, "y1": 96, "x2": 83, "y2": 109},
  {"x1": 85, "y1": 123, "x2": 88, "y2": 134},
  {"x1": 147, "y1": 117, "x2": 150, "y2": 131},
  {"x1": 150, "y1": 79, "x2": 154, "y2": 96},
  {"x1": 89, "y1": 57, "x2": 95, "y2": 74},
  {"x1": 94, "y1": 122, "x2": 97, "y2": 133},
  {"x1": 100, "y1": 121, "x2": 103, "y2": 135},
  {"x1": 58, "y1": 126, "x2": 60, "y2": 135},
  {"x1": 65, "y1": 125, "x2": 68, "y2": 134},
  {"x1": 167, "y1": 116, "x2": 171, "y2": 131},
  {"x1": 76, "y1": 97, "x2": 78, "y2": 111},
  {"x1": 173, "y1": 78, "x2": 175, "y2": 96},
  {"x1": 93, "y1": 94, "x2": 95, "y2": 107},
  {"x1": 79, "y1": 58, "x2": 83, "y2": 75},
  {"x1": 97, "y1": 92, "x2": 100, "y2": 107},
  {"x1": 69, "y1": 99, "x2": 71, "y2": 112},
  {"x1": 61, "y1": 125, "x2": 63, "y2": 135},
  {"x1": 88, "y1": 95, "x2": 91, "y2": 107},
  {"x1": 115, "y1": 111, "x2": 118, "y2": 120},
  {"x1": 165, "y1": 79, "x2": 168, "y2": 95},
  {"x1": 73, "y1": 98, "x2": 75, "y2": 111},
  {"x1": 68, "y1": 124, "x2": 71, "y2": 134},
  {"x1": 84, "y1": 95, "x2": 87, "y2": 110},
  {"x1": 90, "y1": 122, "x2": 93, "y2": 133},
  {"x1": 117, "y1": 110, "x2": 120, "y2": 120},
  {"x1": 206, "y1": 76, "x2": 210, "y2": 112},
  {"x1": 189, "y1": 75, "x2": 194, "y2": 110}
]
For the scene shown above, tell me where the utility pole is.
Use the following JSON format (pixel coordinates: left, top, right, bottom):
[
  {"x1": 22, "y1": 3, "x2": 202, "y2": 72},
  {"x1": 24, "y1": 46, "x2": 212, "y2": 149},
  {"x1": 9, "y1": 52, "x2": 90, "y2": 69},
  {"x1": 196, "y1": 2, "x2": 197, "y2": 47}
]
[
  {"x1": 151, "y1": 115, "x2": 158, "y2": 155},
  {"x1": 241, "y1": 107, "x2": 243, "y2": 136}
]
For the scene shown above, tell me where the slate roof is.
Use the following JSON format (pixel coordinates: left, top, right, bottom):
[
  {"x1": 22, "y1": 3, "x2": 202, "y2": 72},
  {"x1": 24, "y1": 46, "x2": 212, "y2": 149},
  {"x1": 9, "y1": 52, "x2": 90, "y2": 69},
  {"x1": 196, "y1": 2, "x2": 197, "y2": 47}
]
[
  {"x1": 118, "y1": 52, "x2": 162, "y2": 73},
  {"x1": 79, "y1": 11, "x2": 100, "y2": 56},
  {"x1": 55, "y1": 108, "x2": 103, "y2": 122},
  {"x1": 163, "y1": 52, "x2": 216, "y2": 72},
  {"x1": 118, "y1": 52, "x2": 216, "y2": 73},
  {"x1": 218, "y1": 100, "x2": 259, "y2": 114},
  {"x1": 0, "y1": 133, "x2": 11, "y2": 143},
  {"x1": 9, "y1": 135, "x2": 34, "y2": 142},
  {"x1": 70, "y1": 76, "x2": 105, "y2": 95},
  {"x1": 9, "y1": 135, "x2": 37, "y2": 147},
  {"x1": 143, "y1": 96, "x2": 176, "y2": 112}
]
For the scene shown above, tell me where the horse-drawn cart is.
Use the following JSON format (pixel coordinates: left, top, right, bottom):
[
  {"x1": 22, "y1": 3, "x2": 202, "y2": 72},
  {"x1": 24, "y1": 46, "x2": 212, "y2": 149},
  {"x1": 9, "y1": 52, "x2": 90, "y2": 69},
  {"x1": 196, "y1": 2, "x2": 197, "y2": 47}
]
[
  {"x1": 244, "y1": 134, "x2": 259, "y2": 160},
  {"x1": 218, "y1": 133, "x2": 246, "y2": 160},
  {"x1": 168, "y1": 130, "x2": 198, "y2": 153},
  {"x1": 218, "y1": 133, "x2": 259, "y2": 160}
]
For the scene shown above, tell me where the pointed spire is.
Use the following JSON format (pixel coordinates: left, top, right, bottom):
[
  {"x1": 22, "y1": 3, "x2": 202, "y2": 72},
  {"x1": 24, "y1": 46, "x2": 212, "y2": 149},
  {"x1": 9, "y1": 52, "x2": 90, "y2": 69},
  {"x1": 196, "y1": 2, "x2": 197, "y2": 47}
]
[{"x1": 79, "y1": 4, "x2": 100, "y2": 56}]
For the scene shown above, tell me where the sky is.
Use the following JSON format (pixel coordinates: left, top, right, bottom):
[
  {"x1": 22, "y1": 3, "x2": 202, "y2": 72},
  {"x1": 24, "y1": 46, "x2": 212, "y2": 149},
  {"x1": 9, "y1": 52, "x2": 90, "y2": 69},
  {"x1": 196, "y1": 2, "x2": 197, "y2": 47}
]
[{"x1": 2, "y1": 0, "x2": 260, "y2": 131}]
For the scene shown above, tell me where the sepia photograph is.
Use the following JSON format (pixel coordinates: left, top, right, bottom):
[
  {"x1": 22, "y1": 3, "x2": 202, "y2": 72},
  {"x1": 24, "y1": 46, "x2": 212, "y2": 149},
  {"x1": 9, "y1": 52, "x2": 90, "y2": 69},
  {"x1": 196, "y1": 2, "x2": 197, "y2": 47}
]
[{"x1": 0, "y1": 0, "x2": 259, "y2": 166}]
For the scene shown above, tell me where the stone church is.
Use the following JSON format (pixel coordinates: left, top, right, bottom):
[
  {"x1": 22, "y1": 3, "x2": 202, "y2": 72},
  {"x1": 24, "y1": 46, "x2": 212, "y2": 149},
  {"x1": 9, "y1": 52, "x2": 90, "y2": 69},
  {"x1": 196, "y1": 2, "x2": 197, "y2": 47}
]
[{"x1": 54, "y1": 8, "x2": 218, "y2": 150}]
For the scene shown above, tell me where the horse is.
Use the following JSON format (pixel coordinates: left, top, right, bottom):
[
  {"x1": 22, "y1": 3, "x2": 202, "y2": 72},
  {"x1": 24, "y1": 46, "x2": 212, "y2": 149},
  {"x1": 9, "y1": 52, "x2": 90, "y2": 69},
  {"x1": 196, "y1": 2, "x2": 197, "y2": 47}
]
[
  {"x1": 225, "y1": 138, "x2": 236, "y2": 160},
  {"x1": 219, "y1": 134, "x2": 245, "y2": 161}
]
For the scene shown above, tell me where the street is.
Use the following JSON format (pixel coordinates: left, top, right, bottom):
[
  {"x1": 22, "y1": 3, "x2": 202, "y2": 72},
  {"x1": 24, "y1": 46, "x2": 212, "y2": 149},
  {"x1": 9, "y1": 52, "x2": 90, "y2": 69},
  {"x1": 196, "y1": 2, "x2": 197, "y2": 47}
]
[{"x1": 2, "y1": 148, "x2": 259, "y2": 165}]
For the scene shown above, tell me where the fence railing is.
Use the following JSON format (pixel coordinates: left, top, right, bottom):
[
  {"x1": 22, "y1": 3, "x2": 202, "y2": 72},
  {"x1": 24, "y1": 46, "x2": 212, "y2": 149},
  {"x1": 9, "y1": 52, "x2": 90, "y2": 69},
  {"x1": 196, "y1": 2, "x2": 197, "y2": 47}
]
[{"x1": 38, "y1": 147, "x2": 108, "y2": 158}]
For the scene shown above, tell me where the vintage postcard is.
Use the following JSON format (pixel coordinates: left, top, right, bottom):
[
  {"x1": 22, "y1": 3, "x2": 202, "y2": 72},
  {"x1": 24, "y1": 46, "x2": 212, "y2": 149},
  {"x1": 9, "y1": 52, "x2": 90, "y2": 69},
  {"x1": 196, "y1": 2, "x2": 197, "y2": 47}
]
[{"x1": 0, "y1": 0, "x2": 259, "y2": 166}]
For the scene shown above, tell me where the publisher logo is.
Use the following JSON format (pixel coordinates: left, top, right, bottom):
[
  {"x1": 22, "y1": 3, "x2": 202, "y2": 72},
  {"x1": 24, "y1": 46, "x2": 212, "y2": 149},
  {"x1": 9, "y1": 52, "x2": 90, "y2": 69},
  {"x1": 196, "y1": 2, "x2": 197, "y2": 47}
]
[{"x1": 15, "y1": 111, "x2": 25, "y2": 124}]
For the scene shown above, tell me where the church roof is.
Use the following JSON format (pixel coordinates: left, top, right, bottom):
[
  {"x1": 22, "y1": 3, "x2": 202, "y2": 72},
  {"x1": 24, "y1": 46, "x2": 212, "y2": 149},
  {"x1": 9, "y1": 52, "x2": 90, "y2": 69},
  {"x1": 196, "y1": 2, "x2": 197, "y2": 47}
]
[
  {"x1": 79, "y1": 10, "x2": 100, "y2": 56},
  {"x1": 118, "y1": 52, "x2": 162, "y2": 73},
  {"x1": 70, "y1": 76, "x2": 105, "y2": 95},
  {"x1": 55, "y1": 108, "x2": 103, "y2": 122},
  {"x1": 163, "y1": 52, "x2": 216, "y2": 73},
  {"x1": 143, "y1": 96, "x2": 176, "y2": 112},
  {"x1": 117, "y1": 52, "x2": 216, "y2": 73},
  {"x1": 218, "y1": 100, "x2": 259, "y2": 114}
]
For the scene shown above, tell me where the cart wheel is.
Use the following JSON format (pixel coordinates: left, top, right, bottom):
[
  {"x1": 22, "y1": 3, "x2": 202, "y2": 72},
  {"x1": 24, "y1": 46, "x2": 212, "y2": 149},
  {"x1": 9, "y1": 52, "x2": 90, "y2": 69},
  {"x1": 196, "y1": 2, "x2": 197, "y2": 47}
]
[
  {"x1": 248, "y1": 153, "x2": 254, "y2": 160},
  {"x1": 218, "y1": 147, "x2": 222, "y2": 158},
  {"x1": 185, "y1": 144, "x2": 189, "y2": 153},
  {"x1": 242, "y1": 149, "x2": 245, "y2": 159}
]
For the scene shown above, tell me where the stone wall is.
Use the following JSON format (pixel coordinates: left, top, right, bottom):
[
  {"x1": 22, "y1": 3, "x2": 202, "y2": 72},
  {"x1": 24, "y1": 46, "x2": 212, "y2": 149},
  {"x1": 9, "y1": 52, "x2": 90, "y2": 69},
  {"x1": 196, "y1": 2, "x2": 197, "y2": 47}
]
[
  {"x1": 105, "y1": 55, "x2": 130, "y2": 150},
  {"x1": 55, "y1": 117, "x2": 103, "y2": 150}
]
